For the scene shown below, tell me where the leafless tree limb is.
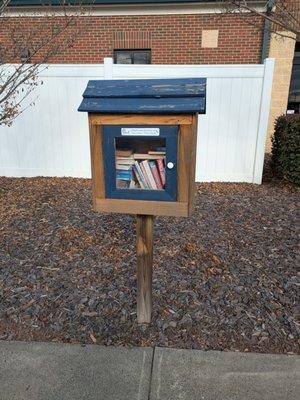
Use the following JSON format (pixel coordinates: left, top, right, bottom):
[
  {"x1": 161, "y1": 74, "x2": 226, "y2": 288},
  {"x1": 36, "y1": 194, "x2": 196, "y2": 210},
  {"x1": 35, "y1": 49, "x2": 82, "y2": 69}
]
[
  {"x1": 0, "y1": 0, "x2": 89, "y2": 126},
  {"x1": 221, "y1": 1, "x2": 300, "y2": 39}
]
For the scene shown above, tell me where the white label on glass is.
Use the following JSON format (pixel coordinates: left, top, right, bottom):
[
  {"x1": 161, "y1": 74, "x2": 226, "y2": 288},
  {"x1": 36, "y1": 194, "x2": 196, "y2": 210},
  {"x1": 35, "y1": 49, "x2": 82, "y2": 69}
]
[{"x1": 121, "y1": 128, "x2": 160, "y2": 136}]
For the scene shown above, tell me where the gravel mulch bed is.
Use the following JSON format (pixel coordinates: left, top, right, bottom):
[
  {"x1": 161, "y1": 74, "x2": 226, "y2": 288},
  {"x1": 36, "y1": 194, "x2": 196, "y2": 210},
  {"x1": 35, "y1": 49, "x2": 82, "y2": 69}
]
[{"x1": 0, "y1": 177, "x2": 299, "y2": 354}]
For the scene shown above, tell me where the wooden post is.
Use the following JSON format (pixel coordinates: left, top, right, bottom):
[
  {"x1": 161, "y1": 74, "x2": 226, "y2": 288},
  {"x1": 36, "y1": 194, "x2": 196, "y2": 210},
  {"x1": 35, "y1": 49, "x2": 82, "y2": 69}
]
[{"x1": 136, "y1": 214, "x2": 153, "y2": 324}]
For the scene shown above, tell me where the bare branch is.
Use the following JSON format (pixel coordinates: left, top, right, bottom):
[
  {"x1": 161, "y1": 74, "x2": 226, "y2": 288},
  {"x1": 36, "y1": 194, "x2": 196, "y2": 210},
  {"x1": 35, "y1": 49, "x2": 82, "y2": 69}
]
[
  {"x1": 0, "y1": 0, "x2": 11, "y2": 14},
  {"x1": 0, "y1": 0, "x2": 89, "y2": 125},
  {"x1": 222, "y1": 1, "x2": 300, "y2": 39}
]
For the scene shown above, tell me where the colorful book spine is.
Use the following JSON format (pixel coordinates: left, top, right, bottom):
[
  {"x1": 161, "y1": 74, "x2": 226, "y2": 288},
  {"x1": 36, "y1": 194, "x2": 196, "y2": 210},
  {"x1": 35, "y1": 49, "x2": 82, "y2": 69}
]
[
  {"x1": 139, "y1": 162, "x2": 151, "y2": 189},
  {"x1": 148, "y1": 151, "x2": 166, "y2": 155},
  {"x1": 116, "y1": 180, "x2": 130, "y2": 189},
  {"x1": 148, "y1": 161, "x2": 163, "y2": 189},
  {"x1": 116, "y1": 164, "x2": 132, "y2": 171},
  {"x1": 116, "y1": 170, "x2": 133, "y2": 181},
  {"x1": 141, "y1": 161, "x2": 157, "y2": 189},
  {"x1": 133, "y1": 153, "x2": 164, "y2": 160},
  {"x1": 135, "y1": 161, "x2": 149, "y2": 189},
  {"x1": 133, "y1": 165, "x2": 146, "y2": 189},
  {"x1": 116, "y1": 157, "x2": 135, "y2": 165},
  {"x1": 139, "y1": 162, "x2": 152, "y2": 189},
  {"x1": 156, "y1": 159, "x2": 166, "y2": 187}
]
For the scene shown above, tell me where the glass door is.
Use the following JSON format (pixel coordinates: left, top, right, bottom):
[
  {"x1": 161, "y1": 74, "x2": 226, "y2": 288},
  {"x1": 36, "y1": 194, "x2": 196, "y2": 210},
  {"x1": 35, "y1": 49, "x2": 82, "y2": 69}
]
[{"x1": 103, "y1": 125, "x2": 178, "y2": 201}]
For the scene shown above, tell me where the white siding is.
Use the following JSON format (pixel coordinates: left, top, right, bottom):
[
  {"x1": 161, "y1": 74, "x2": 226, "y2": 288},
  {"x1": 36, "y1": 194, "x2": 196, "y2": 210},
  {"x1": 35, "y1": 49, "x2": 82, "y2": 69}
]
[{"x1": 0, "y1": 58, "x2": 274, "y2": 183}]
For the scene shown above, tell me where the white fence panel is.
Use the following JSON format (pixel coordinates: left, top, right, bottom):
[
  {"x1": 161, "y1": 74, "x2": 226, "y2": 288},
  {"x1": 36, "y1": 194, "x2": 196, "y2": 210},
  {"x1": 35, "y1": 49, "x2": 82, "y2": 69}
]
[
  {"x1": 197, "y1": 76, "x2": 262, "y2": 182},
  {"x1": 111, "y1": 59, "x2": 273, "y2": 183},
  {"x1": 0, "y1": 65, "x2": 104, "y2": 178},
  {"x1": 0, "y1": 59, "x2": 274, "y2": 183}
]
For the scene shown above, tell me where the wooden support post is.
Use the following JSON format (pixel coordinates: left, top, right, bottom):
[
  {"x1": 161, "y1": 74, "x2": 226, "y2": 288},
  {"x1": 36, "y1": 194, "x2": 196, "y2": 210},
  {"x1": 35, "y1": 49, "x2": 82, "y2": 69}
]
[{"x1": 136, "y1": 214, "x2": 153, "y2": 324}]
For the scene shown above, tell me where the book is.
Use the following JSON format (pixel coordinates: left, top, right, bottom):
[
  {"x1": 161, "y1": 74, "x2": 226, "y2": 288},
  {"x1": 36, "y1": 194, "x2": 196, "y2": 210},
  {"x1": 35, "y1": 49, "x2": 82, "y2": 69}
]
[
  {"x1": 148, "y1": 151, "x2": 166, "y2": 156},
  {"x1": 116, "y1": 180, "x2": 130, "y2": 189},
  {"x1": 135, "y1": 161, "x2": 149, "y2": 189},
  {"x1": 133, "y1": 164, "x2": 146, "y2": 189},
  {"x1": 116, "y1": 170, "x2": 133, "y2": 181},
  {"x1": 141, "y1": 160, "x2": 157, "y2": 189},
  {"x1": 139, "y1": 162, "x2": 152, "y2": 189},
  {"x1": 156, "y1": 159, "x2": 166, "y2": 187},
  {"x1": 115, "y1": 164, "x2": 132, "y2": 171},
  {"x1": 133, "y1": 153, "x2": 164, "y2": 160},
  {"x1": 116, "y1": 157, "x2": 135, "y2": 165},
  {"x1": 139, "y1": 163, "x2": 152, "y2": 189},
  {"x1": 148, "y1": 161, "x2": 163, "y2": 189},
  {"x1": 116, "y1": 149, "x2": 133, "y2": 157}
]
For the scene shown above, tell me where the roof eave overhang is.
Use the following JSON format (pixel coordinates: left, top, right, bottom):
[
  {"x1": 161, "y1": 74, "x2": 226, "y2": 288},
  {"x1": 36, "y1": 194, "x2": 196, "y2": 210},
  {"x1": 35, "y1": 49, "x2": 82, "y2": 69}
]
[{"x1": 4, "y1": 1, "x2": 267, "y2": 16}]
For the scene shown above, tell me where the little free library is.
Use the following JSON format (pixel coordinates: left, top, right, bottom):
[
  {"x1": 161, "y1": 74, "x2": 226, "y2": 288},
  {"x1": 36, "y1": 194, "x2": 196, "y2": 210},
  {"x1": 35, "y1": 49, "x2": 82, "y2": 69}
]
[{"x1": 79, "y1": 78, "x2": 206, "y2": 323}]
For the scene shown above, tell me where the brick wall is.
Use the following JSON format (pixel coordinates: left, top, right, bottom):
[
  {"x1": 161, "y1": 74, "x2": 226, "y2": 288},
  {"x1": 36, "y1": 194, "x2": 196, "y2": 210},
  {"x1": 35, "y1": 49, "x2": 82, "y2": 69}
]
[
  {"x1": 266, "y1": 31, "x2": 296, "y2": 152},
  {"x1": 1, "y1": 13, "x2": 263, "y2": 64}
]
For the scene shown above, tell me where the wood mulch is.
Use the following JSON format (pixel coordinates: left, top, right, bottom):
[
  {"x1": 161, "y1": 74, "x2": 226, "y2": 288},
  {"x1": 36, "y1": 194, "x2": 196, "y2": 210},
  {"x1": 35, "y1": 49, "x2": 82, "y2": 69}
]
[{"x1": 0, "y1": 176, "x2": 299, "y2": 354}]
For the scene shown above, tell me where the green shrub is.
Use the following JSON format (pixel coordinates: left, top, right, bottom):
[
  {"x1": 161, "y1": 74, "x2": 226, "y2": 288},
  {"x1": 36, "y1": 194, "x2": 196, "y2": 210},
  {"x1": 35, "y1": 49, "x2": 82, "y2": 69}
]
[{"x1": 271, "y1": 114, "x2": 300, "y2": 186}]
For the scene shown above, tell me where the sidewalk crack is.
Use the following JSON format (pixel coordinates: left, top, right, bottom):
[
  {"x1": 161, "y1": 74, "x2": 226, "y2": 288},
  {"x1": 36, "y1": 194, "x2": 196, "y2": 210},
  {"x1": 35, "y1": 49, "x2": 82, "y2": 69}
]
[{"x1": 147, "y1": 346, "x2": 156, "y2": 400}]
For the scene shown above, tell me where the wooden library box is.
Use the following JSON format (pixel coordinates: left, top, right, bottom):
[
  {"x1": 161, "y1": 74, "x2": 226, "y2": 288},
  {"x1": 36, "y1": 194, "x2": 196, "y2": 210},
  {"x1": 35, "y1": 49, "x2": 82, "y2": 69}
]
[{"x1": 78, "y1": 78, "x2": 206, "y2": 217}]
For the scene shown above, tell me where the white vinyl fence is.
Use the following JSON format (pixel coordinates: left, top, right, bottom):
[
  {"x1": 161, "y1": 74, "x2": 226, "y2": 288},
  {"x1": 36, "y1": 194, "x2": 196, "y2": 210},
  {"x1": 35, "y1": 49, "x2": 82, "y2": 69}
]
[{"x1": 0, "y1": 58, "x2": 274, "y2": 183}]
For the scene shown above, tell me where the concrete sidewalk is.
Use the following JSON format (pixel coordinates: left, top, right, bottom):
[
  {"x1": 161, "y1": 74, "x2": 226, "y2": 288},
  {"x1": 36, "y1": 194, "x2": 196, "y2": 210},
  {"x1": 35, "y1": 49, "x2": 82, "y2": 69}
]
[{"x1": 0, "y1": 341, "x2": 299, "y2": 400}]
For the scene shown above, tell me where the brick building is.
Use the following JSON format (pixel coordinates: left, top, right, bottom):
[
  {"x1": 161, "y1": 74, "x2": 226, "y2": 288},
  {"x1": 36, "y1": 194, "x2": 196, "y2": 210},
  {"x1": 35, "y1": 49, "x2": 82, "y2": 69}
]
[
  {"x1": 2, "y1": 0, "x2": 298, "y2": 150},
  {"x1": 5, "y1": 0, "x2": 266, "y2": 65}
]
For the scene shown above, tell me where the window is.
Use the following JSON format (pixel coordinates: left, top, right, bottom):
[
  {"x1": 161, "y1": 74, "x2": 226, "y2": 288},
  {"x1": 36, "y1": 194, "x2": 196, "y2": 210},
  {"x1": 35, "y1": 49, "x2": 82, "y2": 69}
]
[
  {"x1": 102, "y1": 125, "x2": 178, "y2": 202},
  {"x1": 114, "y1": 49, "x2": 151, "y2": 64}
]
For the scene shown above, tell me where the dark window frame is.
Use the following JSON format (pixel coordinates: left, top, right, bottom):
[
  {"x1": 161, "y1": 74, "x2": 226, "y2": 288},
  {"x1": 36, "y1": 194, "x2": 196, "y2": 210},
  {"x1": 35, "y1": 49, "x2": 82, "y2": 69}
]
[
  {"x1": 102, "y1": 125, "x2": 178, "y2": 202},
  {"x1": 113, "y1": 49, "x2": 151, "y2": 65}
]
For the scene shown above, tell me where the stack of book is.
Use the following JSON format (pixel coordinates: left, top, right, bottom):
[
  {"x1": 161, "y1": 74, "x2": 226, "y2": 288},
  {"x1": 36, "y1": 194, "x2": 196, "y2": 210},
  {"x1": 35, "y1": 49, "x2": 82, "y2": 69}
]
[
  {"x1": 115, "y1": 148, "x2": 166, "y2": 190},
  {"x1": 116, "y1": 149, "x2": 135, "y2": 189}
]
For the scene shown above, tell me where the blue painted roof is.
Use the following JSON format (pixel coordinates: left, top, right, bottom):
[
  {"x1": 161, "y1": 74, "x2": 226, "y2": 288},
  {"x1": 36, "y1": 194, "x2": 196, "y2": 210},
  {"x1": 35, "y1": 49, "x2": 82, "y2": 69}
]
[{"x1": 78, "y1": 78, "x2": 206, "y2": 114}]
